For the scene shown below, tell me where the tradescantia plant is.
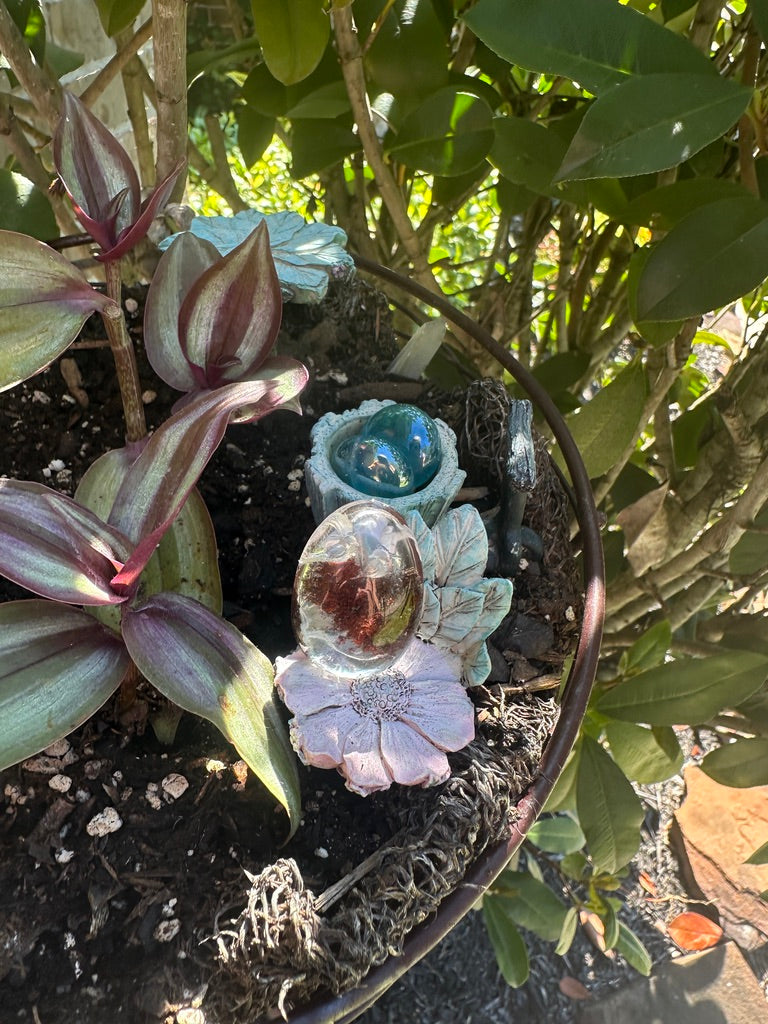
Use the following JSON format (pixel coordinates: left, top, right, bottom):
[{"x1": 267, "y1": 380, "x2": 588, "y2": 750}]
[{"x1": 0, "y1": 90, "x2": 309, "y2": 834}]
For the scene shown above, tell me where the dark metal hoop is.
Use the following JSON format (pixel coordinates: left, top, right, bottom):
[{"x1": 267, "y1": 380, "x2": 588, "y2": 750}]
[{"x1": 286, "y1": 257, "x2": 605, "y2": 1024}]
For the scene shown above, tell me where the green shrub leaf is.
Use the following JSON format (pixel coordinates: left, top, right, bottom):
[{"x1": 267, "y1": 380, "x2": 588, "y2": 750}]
[
  {"x1": 605, "y1": 721, "x2": 684, "y2": 784},
  {"x1": 577, "y1": 735, "x2": 644, "y2": 874},
  {"x1": 492, "y1": 870, "x2": 569, "y2": 942},
  {"x1": 700, "y1": 738, "x2": 768, "y2": 788},
  {"x1": 250, "y1": 0, "x2": 329, "y2": 85},
  {"x1": 387, "y1": 88, "x2": 494, "y2": 177},
  {"x1": 482, "y1": 897, "x2": 530, "y2": 987},
  {"x1": 527, "y1": 814, "x2": 586, "y2": 854},
  {"x1": 616, "y1": 921, "x2": 653, "y2": 975},
  {"x1": 598, "y1": 650, "x2": 768, "y2": 725}
]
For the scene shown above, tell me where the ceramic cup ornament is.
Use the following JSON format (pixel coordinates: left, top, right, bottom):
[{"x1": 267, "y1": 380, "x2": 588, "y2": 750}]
[
  {"x1": 292, "y1": 500, "x2": 424, "y2": 677},
  {"x1": 304, "y1": 400, "x2": 465, "y2": 527}
]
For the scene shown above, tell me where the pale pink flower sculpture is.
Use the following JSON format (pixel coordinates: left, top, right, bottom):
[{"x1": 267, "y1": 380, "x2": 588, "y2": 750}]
[{"x1": 275, "y1": 638, "x2": 475, "y2": 796}]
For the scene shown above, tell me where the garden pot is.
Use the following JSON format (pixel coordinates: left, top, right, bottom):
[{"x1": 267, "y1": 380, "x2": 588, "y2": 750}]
[
  {"x1": 279, "y1": 259, "x2": 605, "y2": 1024},
  {"x1": 0, "y1": 264, "x2": 603, "y2": 1024}
]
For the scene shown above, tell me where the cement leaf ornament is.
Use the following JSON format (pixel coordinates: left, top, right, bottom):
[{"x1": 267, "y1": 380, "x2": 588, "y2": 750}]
[
  {"x1": 159, "y1": 209, "x2": 354, "y2": 303},
  {"x1": 406, "y1": 506, "x2": 514, "y2": 686}
]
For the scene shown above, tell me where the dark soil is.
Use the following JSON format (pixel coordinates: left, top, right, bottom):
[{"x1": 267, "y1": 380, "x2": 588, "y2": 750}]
[{"x1": 0, "y1": 277, "x2": 579, "y2": 1024}]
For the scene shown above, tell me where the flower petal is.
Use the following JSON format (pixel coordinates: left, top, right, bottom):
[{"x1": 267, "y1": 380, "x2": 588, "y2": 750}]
[
  {"x1": 380, "y1": 720, "x2": 451, "y2": 788},
  {"x1": 291, "y1": 704, "x2": 361, "y2": 769},
  {"x1": 400, "y1": 679, "x2": 475, "y2": 752},
  {"x1": 341, "y1": 718, "x2": 391, "y2": 795},
  {"x1": 394, "y1": 636, "x2": 461, "y2": 681},
  {"x1": 274, "y1": 650, "x2": 352, "y2": 714}
]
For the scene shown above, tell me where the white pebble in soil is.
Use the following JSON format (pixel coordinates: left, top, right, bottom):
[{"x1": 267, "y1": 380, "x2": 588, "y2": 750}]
[
  {"x1": 161, "y1": 773, "x2": 189, "y2": 801},
  {"x1": 153, "y1": 918, "x2": 181, "y2": 942},
  {"x1": 86, "y1": 807, "x2": 123, "y2": 836},
  {"x1": 48, "y1": 774, "x2": 72, "y2": 793}
]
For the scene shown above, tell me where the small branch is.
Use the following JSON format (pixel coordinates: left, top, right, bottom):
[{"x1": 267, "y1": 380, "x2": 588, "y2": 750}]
[
  {"x1": 152, "y1": 0, "x2": 188, "y2": 200},
  {"x1": 0, "y1": 0, "x2": 60, "y2": 130},
  {"x1": 333, "y1": 4, "x2": 438, "y2": 294},
  {"x1": 103, "y1": 261, "x2": 147, "y2": 442},
  {"x1": 738, "y1": 26, "x2": 761, "y2": 196},
  {"x1": 80, "y1": 16, "x2": 154, "y2": 109},
  {"x1": 187, "y1": 139, "x2": 247, "y2": 212},
  {"x1": 116, "y1": 26, "x2": 155, "y2": 188},
  {"x1": 203, "y1": 114, "x2": 247, "y2": 212}
]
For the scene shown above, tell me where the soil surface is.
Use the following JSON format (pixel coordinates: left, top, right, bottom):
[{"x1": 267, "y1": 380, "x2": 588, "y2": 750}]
[{"x1": 0, "y1": 277, "x2": 577, "y2": 1023}]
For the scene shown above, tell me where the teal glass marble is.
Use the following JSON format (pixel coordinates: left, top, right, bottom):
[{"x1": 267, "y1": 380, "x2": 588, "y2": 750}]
[
  {"x1": 363, "y1": 404, "x2": 442, "y2": 489},
  {"x1": 331, "y1": 434, "x2": 414, "y2": 497},
  {"x1": 330, "y1": 404, "x2": 442, "y2": 497}
]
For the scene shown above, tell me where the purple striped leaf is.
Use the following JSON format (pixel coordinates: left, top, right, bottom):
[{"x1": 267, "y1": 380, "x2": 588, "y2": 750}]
[
  {"x1": 0, "y1": 480, "x2": 132, "y2": 605},
  {"x1": 122, "y1": 592, "x2": 301, "y2": 832},
  {"x1": 178, "y1": 220, "x2": 282, "y2": 388},
  {"x1": 0, "y1": 230, "x2": 118, "y2": 392},
  {"x1": 108, "y1": 367, "x2": 308, "y2": 585},
  {"x1": 0, "y1": 600, "x2": 130, "y2": 770},
  {"x1": 144, "y1": 232, "x2": 221, "y2": 391}
]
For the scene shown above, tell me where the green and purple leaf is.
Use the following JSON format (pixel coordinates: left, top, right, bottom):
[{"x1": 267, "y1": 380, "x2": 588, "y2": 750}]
[
  {"x1": 178, "y1": 221, "x2": 283, "y2": 388},
  {"x1": 108, "y1": 369, "x2": 308, "y2": 585},
  {"x1": 0, "y1": 601, "x2": 130, "y2": 770},
  {"x1": 143, "y1": 232, "x2": 221, "y2": 391},
  {"x1": 0, "y1": 230, "x2": 118, "y2": 391},
  {"x1": 0, "y1": 480, "x2": 132, "y2": 605},
  {"x1": 121, "y1": 592, "x2": 301, "y2": 832},
  {"x1": 53, "y1": 90, "x2": 183, "y2": 261}
]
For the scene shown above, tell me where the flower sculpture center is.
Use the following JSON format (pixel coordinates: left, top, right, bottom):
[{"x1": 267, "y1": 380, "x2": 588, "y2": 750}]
[{"x1": 350, "y1": 670, "x2": 413, "y2": 722}]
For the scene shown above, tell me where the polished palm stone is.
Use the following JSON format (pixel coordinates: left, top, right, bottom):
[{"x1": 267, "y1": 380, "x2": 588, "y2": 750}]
[
  {"x1": 331, "y1": 434, "x2": 415, "y2": 497},
  {"x1": 292, "y1": 501, "x2": 424, "y2": 677},
  {"x1": 363, "y1": 404, "x2": 442, "y2": 489}
]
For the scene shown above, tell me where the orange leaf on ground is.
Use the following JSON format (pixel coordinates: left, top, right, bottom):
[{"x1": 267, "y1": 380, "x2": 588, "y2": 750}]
[
  {"x1": 667, "y1": 911, "x2": 723, "y2": 951},
  {"x1": 638, "y1": 871, "x2": 658, "y2": 898},
  {"x1": 559, "y1": 976, "x2": 592, "y2": 1000}
]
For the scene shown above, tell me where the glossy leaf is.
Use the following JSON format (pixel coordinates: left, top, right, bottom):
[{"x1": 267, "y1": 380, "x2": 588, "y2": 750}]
[
  {"x1": 483, "y1": 897, "x2": 530, "y2": 987},
  {"x1": 527, "y1": 814, "x2": 586, "y2": 854},
  {"x1": 75, "y1": 447, "x2": 222, "y2": 617},
  {"x1": 619, "y1": 621, "x2": 672, "y2": 676},
  {"x1": 598, "y1": 650, "x2": 768, "y2": 725},
  {"x1": 108, "y1": 371, "x2": 308, "y2": 585},
  {"x1": 557, "y1": 74, "x2": 751, "y2": 181},
  {"x1": 492, "y1": 870, "x2": 570, "y2": 941},
  {"x1": 746, "y1": 840, "x2": 768, "y2": 866},
  {"x1": 667, "y1": 912, "x2": 723, "y2": 951},
  {"x1": 94, "y1": 0, "x2": 146, "y2": 35},
  {"x1": 616, "y1": 921, "x2": 652, "y2": 975},
  {"x1": 236, "y1": 105, "x2": 275, "y2": 168},
  {"x1": 0, "y1": 479, "x2": 131, "y2": 605},
  {"x1": 577, "y1": 735, "x2": 644, "y2": 873},
  {"x1": 700, "y1": 738, "x2": 768, "y2": 788},
  {"x1": 625, "y1": 178, "x2": 752, "y2": 230},
  {"x1": 250, "y1": 0, "x2": 329, "y2": 85},
  {"x1": 544, "y1": 745, "x2": 580, "y2": 813},
  {"x1": 0, "y1": 230, "x2": 117, "y2": 391},
  {"x1": 605, "y1": 721, "x2": 683, "y2": 784},
  {"x1": 636, "y1": 197, "x2": 768, "y2": 321},
  {"x1": 387, "y1": 88, "x2": 494, "y2": 177},
  {"x1": 557, "y1": 361, "x2": 647, "y2": 479},
  {"x1": 750, "y1": 0, "x2": 768, "y2": 43},
  {"x1": 360, "y1": 0, "x2": 449, "y2": 106},
  {"x1": 463, "y1": 0, "x2": 713, "y2": 96},
  {"x1": 122, "y1": 592, "x2": 301, "y2": 832},
  {"x1": 555, "y1": 906, "x2": 579, "y2": 956},
  {"x1": 0, "y1": 169, "x2": 56, "y2": 239},
  {"x1": 179, "y1": 221, "x2": 282, "y2": 388},
  {"x1": 291, "y1": 116, "x2": 361, "y2": 178},
  {"x1": 144, "y1": 232, "x2": 220, "y2": 391},
  {"x1": 0, "y1": 601, "x2": 130, "y2": 770},
  {"x1": 730, "y1": 503, "x2": 768, "y2": 575}
]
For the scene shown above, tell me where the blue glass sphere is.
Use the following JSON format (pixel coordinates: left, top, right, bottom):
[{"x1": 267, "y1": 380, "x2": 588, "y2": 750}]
[
  {"x1": 363, "y1": 404, "x2": 442, "y2": 489},
  {"x1": 331, "y1": 434, "x2": 415, "y2": 497}
]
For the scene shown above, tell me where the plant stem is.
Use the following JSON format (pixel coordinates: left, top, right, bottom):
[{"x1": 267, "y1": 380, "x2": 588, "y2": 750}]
[
  {"x1": 103, "y1": 260, "x2": 147, "y2": 442},
  {"x1": 80, "y1": 17, "x2": 154, "y2": 108},
  {"x1": 204, "y1": 113, "x2": 247, "y2": 212},
  {"x1": 0, "y1": 0, "x2": 61, "y2": 130},
  {"x1": 116, "y1": 27, "x2": 155, "y2": 188},
  {"x1": 333, "y1": 3, "x2": 439, "y2": 294},
  {"x1": 152, "y1": 0, "x2": 188, "y2": 201}
]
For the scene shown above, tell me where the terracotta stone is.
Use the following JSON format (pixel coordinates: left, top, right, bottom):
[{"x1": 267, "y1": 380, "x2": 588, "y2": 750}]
[
  {"x1": 674, "y1": 766, "x2": 768, "y2": 948},
  {"x1": 576, "y1": 942, "x2": 767, "y2": 1024}
]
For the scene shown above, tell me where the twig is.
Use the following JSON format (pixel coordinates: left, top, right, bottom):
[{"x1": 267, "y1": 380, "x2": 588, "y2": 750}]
[
  {"x1": 116, "y1": 26, "x2": 155, "y2": 188},
  {"x1": 80, "y1": 17, "x2": 154, "y2": 109},
  {"x1": 204, "y1": 113, "x2": 247, "y2": 212},
  {"x1": 0, "y1": 0, "x2": 61, "y2": 129},
  {"x1": 103, "y1": 260, "x2": 147, "y2": 442},
  {"x1": 332, "y1": 4, "x2": 439, "y2": 294}
]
